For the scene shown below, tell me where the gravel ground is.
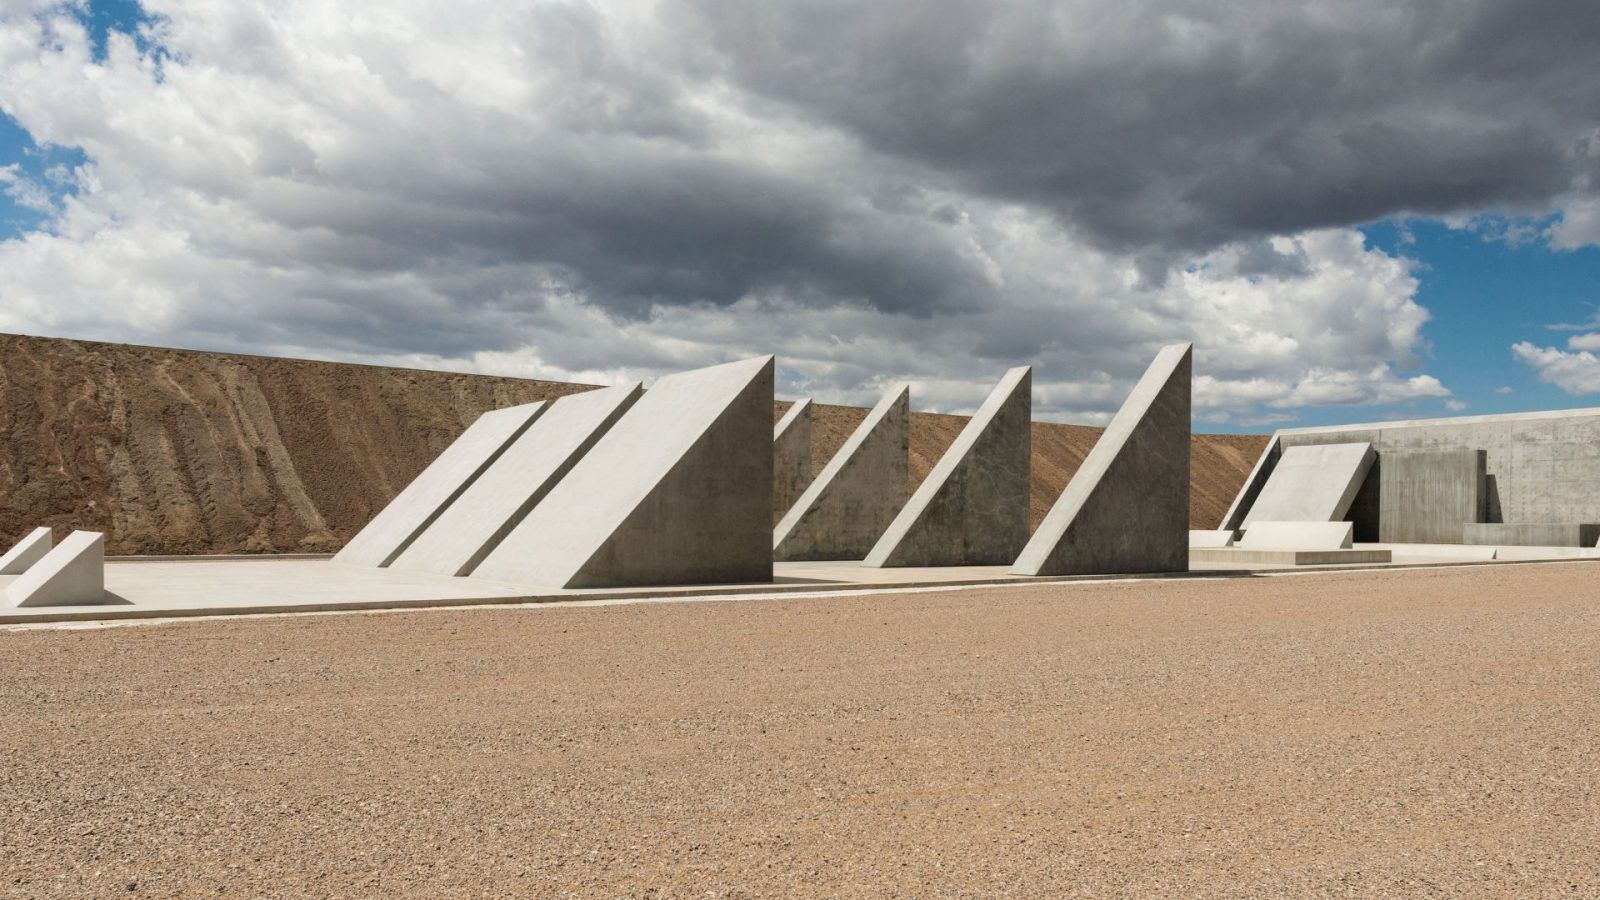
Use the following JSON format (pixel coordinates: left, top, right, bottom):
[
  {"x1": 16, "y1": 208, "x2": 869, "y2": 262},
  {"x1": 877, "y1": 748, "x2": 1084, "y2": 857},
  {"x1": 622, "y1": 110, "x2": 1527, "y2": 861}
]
[{"x1": 3, "y1": 562, "x2": 1600, "y2": 897}]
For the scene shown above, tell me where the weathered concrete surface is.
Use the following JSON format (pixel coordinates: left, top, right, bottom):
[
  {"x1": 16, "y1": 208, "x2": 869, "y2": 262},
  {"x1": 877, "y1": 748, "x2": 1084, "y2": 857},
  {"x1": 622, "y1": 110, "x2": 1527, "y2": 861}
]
[
  {"x1": 773, "y1": 399, "x2": 813, "y2": 524},
  {"x1": 1228, "y1": 406, "x2": 1600, "y2": 538},
  {"x1": 1463, "y1": 523, "x2": 1600, "y2": 547},
  {"x1": 1012, "y1": 344, "x2": 1191, "y2": 576},
  {"x1": 474, "y1": 357, "x2": 774, "y2": 589},
  {"x1": 1377, "y1": 449, "x2": 1486, "y2": 543},
  {"x1": 864, "y1": 368, "x2": 1031, "y2": 568},
  {"x1": 0, "y1": 526, "x2": 52, "y2": 575},
  {"x1": 1190, "y1": 547, "x2": 1391, "y2": 566},
  {"x1": 1238, "y1": 521, "x2": 1355, "y2": 550},
  {"x1": 1189, "y1": 529, "x2": 1237, "y2": 548},
  {"x1": 5, "y1": 530, "x2": 105, "y2": 607},
  {"x1": 332, "y1": 403, "x2": 546, "y2": 568},
  {"x1": 774, "y1": 386, "x2": 910, "y2": 562},
  {"x1": 1241, "y1": 443, "x2": 1374, "y2": 527},
  {"x1": 389, "y1": 384, "x2": 644, "y2": 576}
]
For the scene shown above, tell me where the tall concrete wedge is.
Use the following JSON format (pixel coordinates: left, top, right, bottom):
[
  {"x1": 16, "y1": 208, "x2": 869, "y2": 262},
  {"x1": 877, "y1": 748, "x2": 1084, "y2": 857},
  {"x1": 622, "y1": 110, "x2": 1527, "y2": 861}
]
[
  {"x1": 390, "y1": 383, "x2": 645, "y2": 577},
  {"x1": 333, "y1": 402, "x2": 546, "y2": 568},
  {"x1": 1012, "y1": 344, "x2": 1191, "y2": 576},
  {"x1": 473, "y1": 356, "x2": 774, "y2": 589},
  {"x1": 774, "y1": 385, "x2": 910, "y2": 561},
  {"x1": 864, "y1": 367, "x2": 1032, "y2": 567},
  {"x1": 5, "y1": 530, "x2": 105, "y2": 608},
  {"x1": 0, "y1": 527, "x2": 53, "y2": 575},
  {"x1": 773, "y1": 399, "x2": 814, "y2": 523}
]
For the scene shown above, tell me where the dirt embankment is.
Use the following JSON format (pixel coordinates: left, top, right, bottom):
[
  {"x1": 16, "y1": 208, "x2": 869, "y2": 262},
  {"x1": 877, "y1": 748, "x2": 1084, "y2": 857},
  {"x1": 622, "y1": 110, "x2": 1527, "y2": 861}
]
[{"x1": 0, "y1": 333, "x2": 1266, "y2": 554}]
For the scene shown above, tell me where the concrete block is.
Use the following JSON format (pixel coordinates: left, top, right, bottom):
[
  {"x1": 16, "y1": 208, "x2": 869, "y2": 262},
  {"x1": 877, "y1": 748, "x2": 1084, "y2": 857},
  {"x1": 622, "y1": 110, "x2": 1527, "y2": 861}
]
[
  {"x1": 1189, "y1": 529, "x2": 1237, "y2": 548},
  {"x1": 473, "y1": 357, "x2": 774, "y2": 588},
  {"x1": 1190, "y1": 547, "x2": 1391, "y2": 566},
  {"x1": 774, "y1": 385, "x2": 910, "y2": 561},
  {"x1": 1377, "y1": 449, "x2": 1486, "y2": 543},
  {"x1": 5, "y1": 530, "x2": 105, "y2": 607},
  {"x1": 864, "y1": 368, "x2": 1031, "y2": 567},
  {"x1": 1241, "y1": 442, "x2": 1375, "y2": 527},
  {"x1": 1012, "y1": 344, "x2": 1190, "y2": 576},
  {"x1": 1238, "y1": 520, "x2": 1355, "y2": 550},
  {"x1": 0, "y1": 527, "x2": 52, "y2": 575},
  {"x1": 333, "y1": 402, "x2": 546, "y2": 568},
  {"x1": 389, "y1": 384, "x2": 644, "y2": 576},
  {"x1": 773, "y1": 399, "x2": 814, "y2": 524},
  {"x1": 1462, "y1": 522, "x2": 1600, "y2": 547}
]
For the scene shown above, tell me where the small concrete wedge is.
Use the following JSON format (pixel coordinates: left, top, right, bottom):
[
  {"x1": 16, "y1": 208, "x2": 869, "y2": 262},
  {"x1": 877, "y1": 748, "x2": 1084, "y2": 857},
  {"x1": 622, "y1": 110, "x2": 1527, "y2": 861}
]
[
  {"x1": 332, "y1": 402, "x2": 547, "y2": 568},
  {"x1": 390, "y1": 383, "x2": 645, "y2": 576},
  {"x1": 864, "y1": 367, "x2": 1031, "y2": 567},
  {"x1": 473, "y1": 356, "x2": 775, "y2": 589},
  {"x1": 5, "y1": 530, "x2": 105, "y2": 607},
  {"x1": 0, "y1": 526, "x2": 53, "y2": 575},
  {"x1": 1012, "y1": 344, "x2": 1191, "y2": 576},
  {"x1": 773, "y1": 399, "x2": 814, "y2": 524},
  {"x1": 774, "y1": 385, "x2": 910, "y2": 561}
]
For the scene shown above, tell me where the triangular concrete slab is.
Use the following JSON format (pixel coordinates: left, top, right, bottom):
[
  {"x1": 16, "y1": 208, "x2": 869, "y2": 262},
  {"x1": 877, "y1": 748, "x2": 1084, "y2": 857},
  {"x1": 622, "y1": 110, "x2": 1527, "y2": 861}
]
[
  {"x1": 333, "y1": 402, "x2": 546, "y2": 567},
  {"x1": 1012, "y1": 344, "x2": 1191, "y2": 576},
  {"x1": 0, "y1": 527, "x2": 53, "y2": 575},
  {"x1": 864, "y1": 367, "x2": 1031, "y2": 567},
  {"x1": 473, "y1": 357, "x2": 774, "y2": 589},
  {"x1": 773, "y1": 385, "x2": 910, "y2": 561},
  {"x1": 1240, "y1": 442, "x2": 1375, "y2": 527},
  {"x1": 390, "y1": 383, "x2": 645, "y2": 576},
  {"x1": 5, "y1": 530, "x2": 105, "y2": 608},
  {"x1": 773, "y1": 398, "x2": 814, "y2": 524}
]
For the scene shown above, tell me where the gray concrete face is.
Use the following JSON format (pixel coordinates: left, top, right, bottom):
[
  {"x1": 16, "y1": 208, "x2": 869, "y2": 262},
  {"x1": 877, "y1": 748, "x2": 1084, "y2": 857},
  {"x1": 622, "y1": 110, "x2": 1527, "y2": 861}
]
[
  {"x1": 1377, "y1": 449, "x2": 1486, "y2": 543},
  {"x1": 5, "y1": 530, "x2": 105, "y2": 607},
  {"x1": 1011, "y1": 344, "x2": 1191, "y2": 576},
  {"x1": 1228, "y1": 406, "x2": 1600, "y2": 540},
  {"x1": 1241, "y1": 443, "x2": 1375, "y2": 527},
  {"x1": 0, "y1": 527, "x2": 52, "y2": 575},
  {"x1": 388, "y1": 383, "x2": 644, "y2": 576},
  {"x1": 773, "y1": 399, "x2": 814, "y2": 525},
  {"x1": 1463, "y1": 522, "x2": 1600, "y2": 547},
  {"x1": 473, "y1": 357, "x2": 775, "y2": 589},
  {"x1": 863, "y1": 367, "x2": 1031, "y2": 567},
  {"x1": 333, "y1": 402, "x2": 546, "y2": 567},
  {"x1": 773, "y1": 385, "x2": 910, "y2": 561}
]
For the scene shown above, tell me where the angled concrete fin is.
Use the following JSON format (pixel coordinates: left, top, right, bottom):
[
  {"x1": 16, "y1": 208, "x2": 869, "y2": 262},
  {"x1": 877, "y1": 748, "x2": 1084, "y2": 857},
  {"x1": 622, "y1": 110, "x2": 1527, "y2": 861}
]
[
  {"x1": 390, "y1": 383, "x2": 645, "y2": 576},
  {"x1": 5, "y1": 530, "x2": 105, "y2": 608},
  {"x1": 1012, "y1": 344, "x2": 1191, "y2": 576},
  {"x1": 0, "y1": 527, "x2": 53, "y2": 575},
  {"x1": 863, "y1": 367, "x2": 1031, "y2": 567},
  {"x1": 773, "y1": 398, "x2": 814, "y2": 524},
  {"x1": 1240, "y1": 443, "x2": 1374, "y2": 527},
  {"x1": 473, "y1": 357, "x2": 774, "y2": 589},
  {"x1": 773, "y1": 385, "x2": 910, "y2": 561},
  {"x1": 332, "y1": 402, "x2": 546, "y2": 567}
]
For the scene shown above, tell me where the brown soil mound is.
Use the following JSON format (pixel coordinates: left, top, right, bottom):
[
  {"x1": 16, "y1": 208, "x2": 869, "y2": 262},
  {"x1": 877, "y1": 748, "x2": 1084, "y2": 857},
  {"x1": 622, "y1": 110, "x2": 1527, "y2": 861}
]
[{"x1": 0, "y1": 333, "x2": 1266, "y2": 555}]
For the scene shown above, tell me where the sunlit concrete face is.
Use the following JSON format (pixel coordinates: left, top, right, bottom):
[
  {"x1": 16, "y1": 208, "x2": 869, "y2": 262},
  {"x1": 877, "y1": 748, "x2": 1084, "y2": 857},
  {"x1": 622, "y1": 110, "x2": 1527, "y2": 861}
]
[
  {"x1": 5, "y1": 530, "x2": 105, "y2": 608},
  {"x1": 0, "y1": 527, "x2": 53, "y2": 575}
]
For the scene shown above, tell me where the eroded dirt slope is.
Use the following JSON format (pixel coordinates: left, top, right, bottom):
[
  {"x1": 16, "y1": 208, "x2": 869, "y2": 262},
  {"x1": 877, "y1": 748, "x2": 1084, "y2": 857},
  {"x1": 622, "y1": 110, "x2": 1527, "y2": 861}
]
[{"x1": 0, "y1": 334, "x2": 1266, "y2": 554}]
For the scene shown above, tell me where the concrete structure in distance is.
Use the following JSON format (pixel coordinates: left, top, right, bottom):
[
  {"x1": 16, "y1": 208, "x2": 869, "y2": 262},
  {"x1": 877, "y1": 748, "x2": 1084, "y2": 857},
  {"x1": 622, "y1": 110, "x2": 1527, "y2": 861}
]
[
  {"x1": 5, "y1": 530, "x2": 105, "y2": 607},
  {"x1": 863, "y1": 367, "x2": 1031, "y2": 568},
  {"x1": 1241, "y1": 443, "x2": 1374, "y2": 527},
  {"x1": 0, "y1": 527, "x2": 53, "y2": 575},
  {"x1": 473, "y1": 356, "x2": 775, "y2": 589},
  {"x1": 389, "y1": 383, "x2": 644, "y2": 576},
  {"x1": 333, "y1": 402, "x2": 546, "y2": 568},
  {"x1": 774, "y1": 385, "x2": 910, "y2": 561},
  {"x1": 773, "y1": 399, "x2": 814, "y2": 524},
  {"x1": 1012, "y1": 343, "x2": 1191, "y2": 577}
]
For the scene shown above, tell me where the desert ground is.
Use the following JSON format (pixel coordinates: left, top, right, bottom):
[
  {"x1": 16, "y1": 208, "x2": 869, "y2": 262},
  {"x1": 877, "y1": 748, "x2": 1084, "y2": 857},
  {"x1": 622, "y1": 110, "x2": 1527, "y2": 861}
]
[{"x1": 3, "y1": 561, "x2": 1599, "y2": 897}]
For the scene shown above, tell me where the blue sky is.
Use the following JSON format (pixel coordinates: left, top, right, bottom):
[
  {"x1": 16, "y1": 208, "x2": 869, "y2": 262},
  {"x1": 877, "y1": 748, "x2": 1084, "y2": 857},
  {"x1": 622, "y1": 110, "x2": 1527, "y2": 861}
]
[{"x1": 4, "y1": 0, "x2": 1600, "y2": 433}]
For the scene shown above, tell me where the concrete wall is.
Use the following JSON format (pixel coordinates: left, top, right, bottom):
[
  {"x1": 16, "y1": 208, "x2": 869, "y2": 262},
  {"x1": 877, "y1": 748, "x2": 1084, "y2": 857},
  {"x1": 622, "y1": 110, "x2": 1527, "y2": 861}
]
[
  {"x1": 1377, "y1": 450, "x2": 1486, "y2": 544},
  {"x1": 773, "y1": 399, "x2": 813, "y2": 524},
  {"x1": 1227, "y1": 407, "x2": 1600, "y2": 541},
  {"x1": 1463, "y1": 523, "x2": 1600, "y2": 547}
]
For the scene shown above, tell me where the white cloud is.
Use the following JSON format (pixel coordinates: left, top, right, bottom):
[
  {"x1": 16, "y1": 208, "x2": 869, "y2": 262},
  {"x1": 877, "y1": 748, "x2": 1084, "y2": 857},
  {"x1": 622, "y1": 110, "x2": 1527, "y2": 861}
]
[
  {"x1": 1495, "y1": 385, "x2": 1514, "y2": 394},
  {"x1": 1445, "y1": 399, "x2": 1468, "y2": 411},
  {"x1": 1511, "y1": 341, "x2": 1600, "y2": 395},
  {"x1": 0, "y1": 0, "x2": 1456, "y2": 420},
  {"x1": 1568, "y1": 333, "x2": 1600, "y2": 351}
]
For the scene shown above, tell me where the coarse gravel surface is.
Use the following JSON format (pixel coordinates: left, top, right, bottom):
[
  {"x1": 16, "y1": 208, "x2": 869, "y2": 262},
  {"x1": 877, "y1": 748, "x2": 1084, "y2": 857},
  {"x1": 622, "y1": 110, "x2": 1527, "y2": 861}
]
[{"x1": 3, "y1": 562, "x2": 1600, "y2": 897}]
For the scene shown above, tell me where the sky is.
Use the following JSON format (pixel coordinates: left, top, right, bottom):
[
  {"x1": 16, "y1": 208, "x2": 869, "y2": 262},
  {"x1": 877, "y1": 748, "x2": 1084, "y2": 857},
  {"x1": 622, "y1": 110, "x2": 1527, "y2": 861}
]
[{"x1": 1, "y1": 0, "x2": 1599, "y2": 432}]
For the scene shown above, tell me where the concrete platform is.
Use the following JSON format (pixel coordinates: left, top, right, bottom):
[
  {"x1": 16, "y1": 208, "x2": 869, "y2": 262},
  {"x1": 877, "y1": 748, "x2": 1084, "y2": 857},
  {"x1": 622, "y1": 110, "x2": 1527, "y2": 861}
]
[{"x1": 1192, "y1": 547, "x2": 1392, "y2": 566}]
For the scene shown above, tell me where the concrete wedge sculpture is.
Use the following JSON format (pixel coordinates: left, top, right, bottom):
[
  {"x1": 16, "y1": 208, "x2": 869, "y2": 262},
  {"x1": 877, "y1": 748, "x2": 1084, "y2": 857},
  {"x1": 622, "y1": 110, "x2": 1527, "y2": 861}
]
[
  {"x1": 0, "y1": 526, "x2": 53, "y2": 575},
  {"x1": 5, "y1": 530, "x2": 106, "y2": 608},
  {"x1": 773, "y1": 398, "x2": 814, "y2": 523}
]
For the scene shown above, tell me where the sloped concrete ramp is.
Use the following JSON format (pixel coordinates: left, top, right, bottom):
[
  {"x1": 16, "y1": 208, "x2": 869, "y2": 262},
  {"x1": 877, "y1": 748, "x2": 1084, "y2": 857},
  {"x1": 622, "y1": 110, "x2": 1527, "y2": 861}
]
[
  {"x1": 1241, "y1": 442, "x2": 1375, "y2": 527},
  {"x1": 0, "y1": 527, "x2": 53, "y2": 575},
  {"x1": 473, "y1": 357, "x2": 775, "y2": 589},
  {"x1": 5, "y1": 530, "x2": 106, "y2": 607},
  {"x1": 1012, "y1": 344, "x2": 1191, "y2": 576}
]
